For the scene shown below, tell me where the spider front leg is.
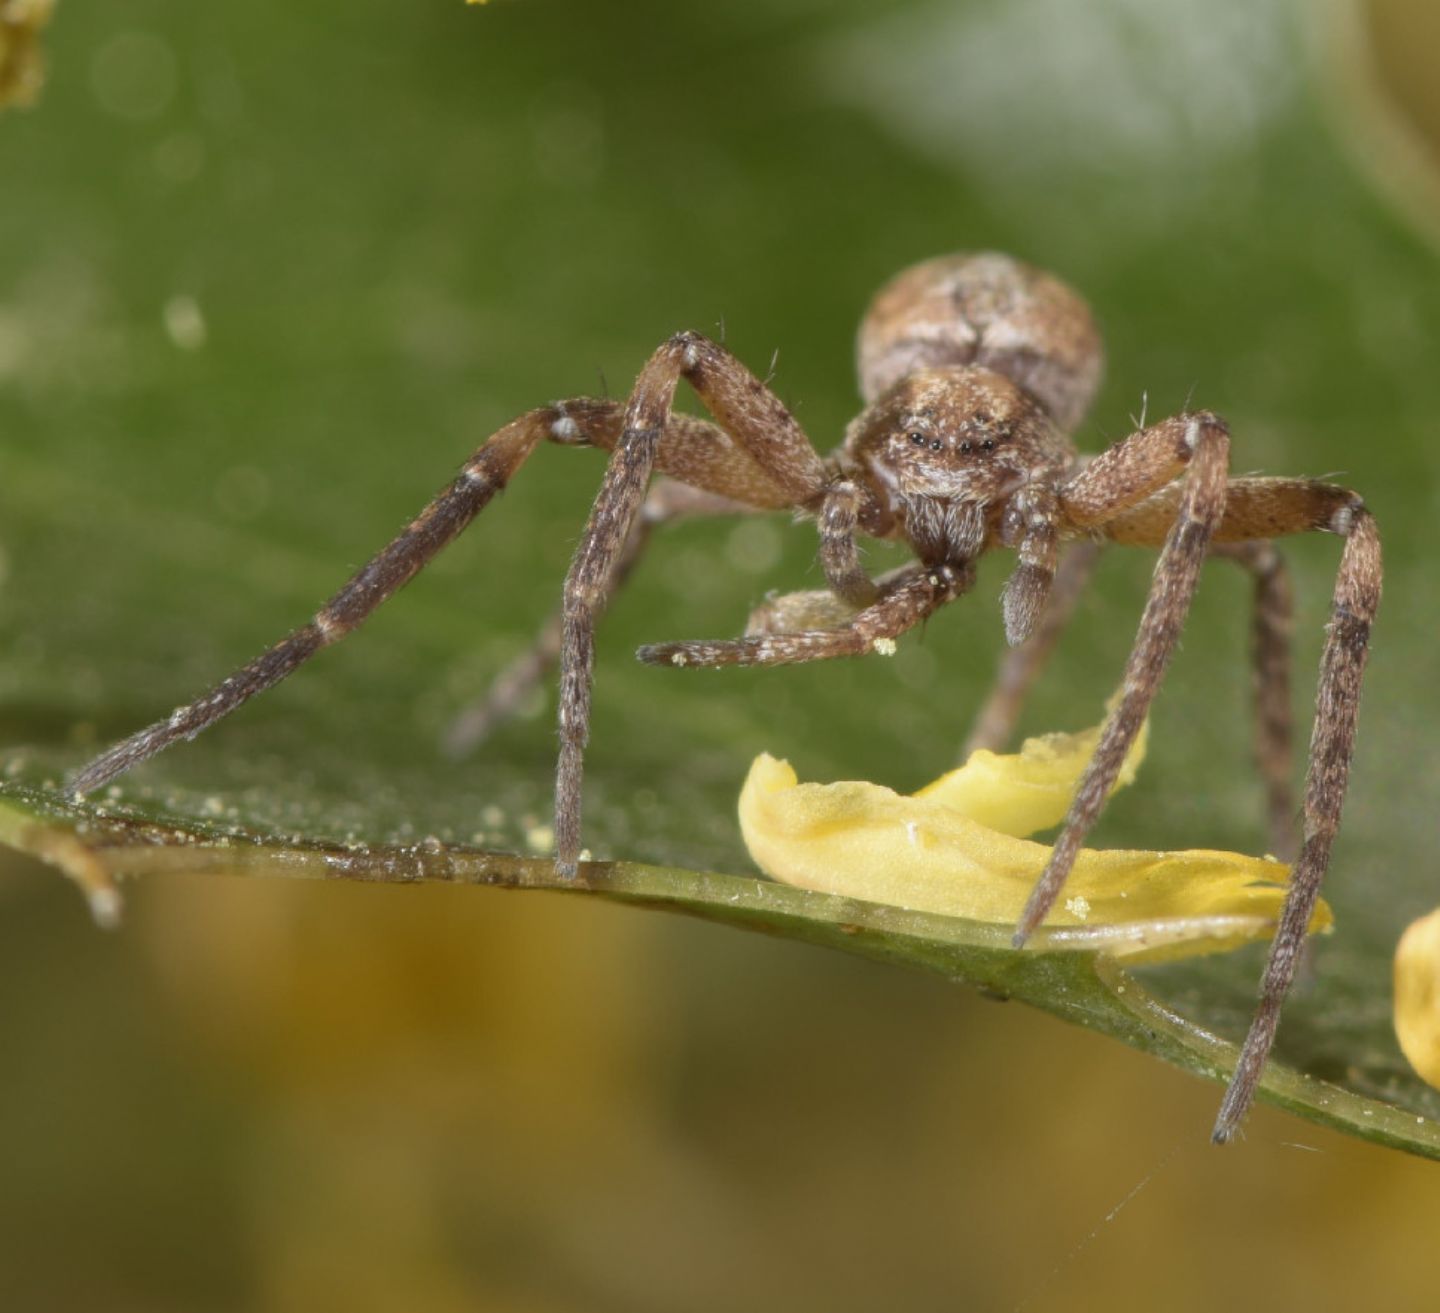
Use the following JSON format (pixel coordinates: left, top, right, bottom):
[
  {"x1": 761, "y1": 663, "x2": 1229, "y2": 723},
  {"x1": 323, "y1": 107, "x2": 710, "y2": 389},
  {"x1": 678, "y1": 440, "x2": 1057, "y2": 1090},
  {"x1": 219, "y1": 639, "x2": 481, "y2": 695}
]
[
  {"x1": 1213, "y1": 507, "x2": 1378, "y2": 1140},
  {"x1": 71, "y1": 328, "x2": 826, "y2": 876},
  {"x1": 69, "y1": 408, "x2": 565, "y2": 795},
  {"x1": 1014, "y1": 411, "x2": 1232, "y2": 941},
  {"x1": 964, "y1": 535, "x2": 1297, "y2": 848},
  {"x1": 554, "y1": 332, "x2": 834, "y2": 874},
  {"x1": 1101, "y1": 472, "x2": 1381, "y2": 1139}
]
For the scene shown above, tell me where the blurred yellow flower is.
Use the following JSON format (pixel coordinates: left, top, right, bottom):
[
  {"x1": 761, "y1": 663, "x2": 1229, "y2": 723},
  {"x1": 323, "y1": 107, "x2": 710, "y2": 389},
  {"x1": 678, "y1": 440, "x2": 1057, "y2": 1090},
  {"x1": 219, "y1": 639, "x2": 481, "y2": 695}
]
[
  {"x1": 739, "y1": 713, "x2": 1330, "y2": 964},
  {"x1": 1394, "y1": 907, "x2": 1440, "y2": 1090},
  {"x1": 0, "y1": 0, "x2": 55, "y2": 109}
]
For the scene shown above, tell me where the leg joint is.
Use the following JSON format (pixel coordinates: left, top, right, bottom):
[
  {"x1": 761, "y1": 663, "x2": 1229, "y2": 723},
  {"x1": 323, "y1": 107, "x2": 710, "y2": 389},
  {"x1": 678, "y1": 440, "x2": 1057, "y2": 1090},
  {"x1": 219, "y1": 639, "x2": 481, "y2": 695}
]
[
  {"x1": 665, "y1": 329, "x2": 708, "y2": 371},
  {"x1": 1182, "y1": 409, "x2": 1229, "y2": 447},
  {"x1": 1328, "y1": 495, "x2": 1368, "y2": 537},
  {"x1": 563, "y1": 577, "x2": 606, "y2": 613},
  {"x1": 312, "y1": 611, "x2": 346, "y2": 644},
  {"x1": 548, "y1": 412, "x2": 584, "y2": 444}
]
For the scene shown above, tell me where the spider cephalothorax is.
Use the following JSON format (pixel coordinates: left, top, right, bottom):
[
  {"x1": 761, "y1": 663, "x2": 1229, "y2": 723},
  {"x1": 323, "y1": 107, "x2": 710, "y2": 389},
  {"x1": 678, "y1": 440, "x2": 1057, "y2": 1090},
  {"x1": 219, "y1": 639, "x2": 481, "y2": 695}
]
[
  {"x1": 71, "y1": 252, "x2": 1381, "y2": 1145},
  {"x1": 840, "y1": 365, "x2": 1070, "y2": 569}
]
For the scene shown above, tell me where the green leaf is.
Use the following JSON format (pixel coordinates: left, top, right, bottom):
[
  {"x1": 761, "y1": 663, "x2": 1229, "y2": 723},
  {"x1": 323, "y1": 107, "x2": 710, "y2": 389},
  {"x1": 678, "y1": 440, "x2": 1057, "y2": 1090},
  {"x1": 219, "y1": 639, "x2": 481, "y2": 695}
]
[
  {"x1": 2, "y1": 782, "x2": 1436, "y2": 1159},
  {"x1": 4, "y1": 0, "x2": 1440, "y2": 1159}
]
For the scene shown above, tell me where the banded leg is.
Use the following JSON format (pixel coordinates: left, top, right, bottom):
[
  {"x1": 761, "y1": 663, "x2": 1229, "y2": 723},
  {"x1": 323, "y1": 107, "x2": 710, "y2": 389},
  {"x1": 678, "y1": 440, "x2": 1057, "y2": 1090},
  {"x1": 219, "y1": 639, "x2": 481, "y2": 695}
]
[
  {"x1": 1211, "y1": 540, "x2": 1296, "y2": 860},
  {"x1": 1016, "y1": 412, "x2": 1232, "y2": 941},
  {"x1": 963, "y1": 541, "x2": 1102, "y2": 755},
  {"x1": 965, "y1": 534, "x2": 1295, "y2": 852},
  {"x1": 68, "y1": 389, "x2": 793, "y2": 795},
  {"x1": 69, "y1": 410, "x2": 563, "y2": 795},
  {"x1": 444, "y1": 482, "x2": 761, "y2": 757},
  {"x1": 1104, "y1": 475, "x2": 1376, "y2": 864},
  {"x1": 1212, "y1": 505, "x2": 1380, "y2": 1139},
  {"x1": 554, "y1": 332, "x2": 835, "y2": 875},
  {"x1": 1100, "y1": 473, "x2": 1380, "y2": 1137},
  {"x1": 637, "y1": 562, "x2": 972, "y2": 669}
]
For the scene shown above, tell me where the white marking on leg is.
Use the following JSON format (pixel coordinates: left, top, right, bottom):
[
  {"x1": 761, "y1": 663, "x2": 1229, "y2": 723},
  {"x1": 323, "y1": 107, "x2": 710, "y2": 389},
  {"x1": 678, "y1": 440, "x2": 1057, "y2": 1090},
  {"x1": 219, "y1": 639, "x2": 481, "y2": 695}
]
[{"x1": 1329, "y1": 505, "x2": 1355, "y2": 536}]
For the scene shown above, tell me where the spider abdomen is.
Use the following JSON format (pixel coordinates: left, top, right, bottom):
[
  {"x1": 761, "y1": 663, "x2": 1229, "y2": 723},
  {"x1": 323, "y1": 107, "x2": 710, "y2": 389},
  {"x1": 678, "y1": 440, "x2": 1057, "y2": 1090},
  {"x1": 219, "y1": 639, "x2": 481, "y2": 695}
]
[{"x1": 855, "y1": 252, "x2": 1104, "y2": 433}]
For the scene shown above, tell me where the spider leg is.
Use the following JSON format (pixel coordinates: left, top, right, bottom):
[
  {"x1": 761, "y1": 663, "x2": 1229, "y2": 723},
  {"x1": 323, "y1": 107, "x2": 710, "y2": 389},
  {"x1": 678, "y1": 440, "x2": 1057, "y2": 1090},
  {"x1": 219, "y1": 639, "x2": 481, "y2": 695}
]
[
  {"x1": 69, "y1": 409, "x2": 564, "y2": 796},
  {"x1": 1212, "y1": 507, "x2": 1379, "y2": 1140},
  {"x1": 444, "y1": 481, "x2": 762, "y2": 757},
  {"x1": 637, "y1": 562, "x2": 971, "y2": 669},
  {"x1": 1210, "y1": 540, "x2": 1296, "y2": 861},
  {"x1": 963, "y1": 541, "x2": 1102, "y2": 755},
  {"x1": 1102, "y1": 474, "x2": 1379, "y2": 871},
  {"x1": 1095, "y1": 473, "x2": 1380, "y2": 1138},
  {"x1": 555, "y1": 332, "x2": 834, "y2": 874},
  {"x1": 966, "y1": 532, "x2": 1295, "y2": 843},
  {"x1": 69, "y1": 395, "x2": 781, "y2": 796},
  {"x1": 73, "y1": 324, "x2": 827, "y2": 873},
  {"x1": 1015, "y1": 412, "x2": 1232, "y2": 942}
]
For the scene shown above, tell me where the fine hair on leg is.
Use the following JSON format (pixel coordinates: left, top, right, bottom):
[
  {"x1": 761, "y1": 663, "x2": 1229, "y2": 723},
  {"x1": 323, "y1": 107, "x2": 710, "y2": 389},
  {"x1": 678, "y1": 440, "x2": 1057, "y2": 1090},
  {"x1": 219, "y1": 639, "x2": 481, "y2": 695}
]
[
  {"x1": 1016, "y1": 414, "x2": 1232, "y2": 941},
  {"x1": 1210, "y1": 540, "x2": 1296, "y2": 860},
  {"x1": 1211, "y1": 505, "x2": 1380, "y2": 1141},
  {"x1": 70, "y1": 411, "x2": 559, "y2": 796},
  {"x1": 553, "y1": 332, "x2": 835, "y2": 875}
]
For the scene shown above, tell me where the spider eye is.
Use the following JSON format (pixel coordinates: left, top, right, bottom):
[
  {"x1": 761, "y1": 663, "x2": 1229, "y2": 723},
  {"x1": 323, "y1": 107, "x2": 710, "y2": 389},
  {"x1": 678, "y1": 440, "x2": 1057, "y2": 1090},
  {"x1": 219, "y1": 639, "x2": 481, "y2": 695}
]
[
  {"x1": 930, "y1": 439, "x2": 943, "y2": 453},
  {"x1": 959, "y1": 441, "x2": 973, "y2": 455},
  {"x1": 908, "y1": 431, "x2": 926, "y2": 446},
  {"x1": 981, "y1": 438, "x2": 996, "y2": 453}
]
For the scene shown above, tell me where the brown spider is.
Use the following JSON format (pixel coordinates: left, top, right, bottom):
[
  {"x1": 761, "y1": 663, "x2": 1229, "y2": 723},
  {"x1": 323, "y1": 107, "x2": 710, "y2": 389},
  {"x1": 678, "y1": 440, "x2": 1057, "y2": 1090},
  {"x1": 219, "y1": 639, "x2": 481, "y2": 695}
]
[{"x1": 70, "y1": 253, "x2": 1380, "y2": 1143}]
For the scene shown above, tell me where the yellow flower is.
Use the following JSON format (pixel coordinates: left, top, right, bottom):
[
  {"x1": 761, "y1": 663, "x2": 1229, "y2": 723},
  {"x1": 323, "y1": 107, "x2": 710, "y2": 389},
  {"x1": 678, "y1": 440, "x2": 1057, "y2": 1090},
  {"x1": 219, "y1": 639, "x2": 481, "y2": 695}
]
[
  {"x1": 0, "y1": 0, "x2": 55, "y2": 110},
  {"x1": 739, "y1": 713, "x2": 1330, "y2": 964},
  {"x1": 1394, "y1": 908, "x2": 1440, "y2": 1091}
]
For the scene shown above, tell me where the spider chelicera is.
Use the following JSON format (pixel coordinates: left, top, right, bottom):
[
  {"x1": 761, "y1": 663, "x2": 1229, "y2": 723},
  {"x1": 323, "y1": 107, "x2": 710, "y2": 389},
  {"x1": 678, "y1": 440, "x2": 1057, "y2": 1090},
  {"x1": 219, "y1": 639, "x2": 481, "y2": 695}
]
[{"x1": 71, "y1": 252, "x2": 1381, "y2": 1142}]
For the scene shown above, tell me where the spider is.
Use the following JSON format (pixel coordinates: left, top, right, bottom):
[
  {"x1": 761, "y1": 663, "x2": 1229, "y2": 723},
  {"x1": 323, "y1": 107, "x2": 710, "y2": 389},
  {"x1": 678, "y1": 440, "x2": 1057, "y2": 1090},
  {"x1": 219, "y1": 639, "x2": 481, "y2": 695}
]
[{"x1": 70, "y1": 252, "x2": 1380, "y2": 1143}]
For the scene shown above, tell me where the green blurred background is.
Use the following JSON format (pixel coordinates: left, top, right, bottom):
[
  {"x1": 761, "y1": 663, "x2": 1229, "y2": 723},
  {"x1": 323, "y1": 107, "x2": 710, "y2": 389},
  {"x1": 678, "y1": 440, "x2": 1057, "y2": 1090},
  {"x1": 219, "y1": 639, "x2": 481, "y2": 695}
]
[{"x1": 4, "y1": 0, "x2": 1440, "y2": 1308}]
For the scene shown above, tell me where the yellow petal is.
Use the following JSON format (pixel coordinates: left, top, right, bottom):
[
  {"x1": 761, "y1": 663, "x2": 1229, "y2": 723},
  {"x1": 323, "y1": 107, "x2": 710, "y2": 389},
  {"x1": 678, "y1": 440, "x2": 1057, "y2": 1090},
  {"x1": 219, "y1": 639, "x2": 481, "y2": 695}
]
[
  {"x1": 1394, "y1": 908, "x2": 1440, "y2": 1091},
  {"x1": 914, "y1": 717, "x2": 1149, "y2": 837},
  {"x1": 739, "y1": 717, "x2": 1330, "y2": 964}
]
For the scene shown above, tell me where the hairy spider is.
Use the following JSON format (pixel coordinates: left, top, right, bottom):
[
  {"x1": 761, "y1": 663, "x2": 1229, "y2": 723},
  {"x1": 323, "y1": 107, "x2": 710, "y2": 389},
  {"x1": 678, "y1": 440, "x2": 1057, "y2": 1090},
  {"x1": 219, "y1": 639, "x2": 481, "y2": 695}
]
[{"x1": 71, "y1": 252, "x2": 1380, "y2": 1143}]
